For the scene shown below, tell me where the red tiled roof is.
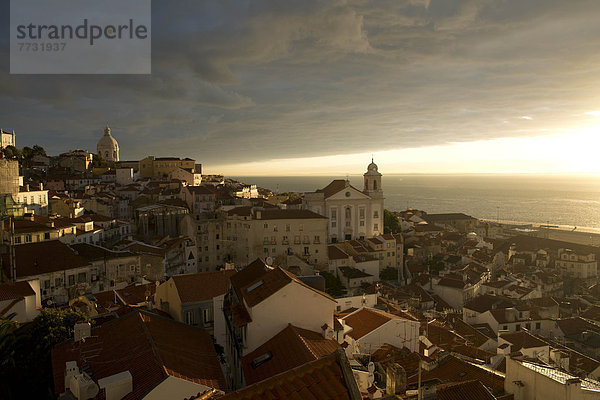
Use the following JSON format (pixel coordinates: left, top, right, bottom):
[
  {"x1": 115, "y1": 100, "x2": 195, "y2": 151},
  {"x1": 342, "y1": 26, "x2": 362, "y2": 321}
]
[
  {"x1": 51, "y1": 311, "x2": 225, "y2": 400},
  {"x1": 436, "y1": 380, "x2": 496, "y2": 400},
  {"x1": 408, "y1": 355, "x2": 505, "y2": 395},
  {"x1": 226, "y1": 206, "x2": 252, "y2": 217},
  {"x1": 315, "y1": 180, "x2": 357, "y2": 199},
  {"x1": 232, "y1": 259, "x2": 334, "y2": 309},
  {"x1": 0, "y1": 280, "x2": 35, "y2": 301},
  {"x1": 221, "y1": 349, "x2": 360, "y2": 400},
  {"x1": 260, "y1": 209, "x2": 327, "y2": 220},
  {"x1": 499, "y1": 331, "x2": 548, "y2": 352},
  {"x1": 371, "y1": 344, "x2": 421, "y2": 374},
  {"x1": 328, "y1": 245, "x2": 350, "y2": 260},
  {"x1": 437, "y1": 277, "x2": 465, "y2": 289},
  {"x1": 343, "y1": 308, "x2": 405, "y2": 340},
  {"x1": 3, "y1": 219, "x2": 54, "y2": 234},
  {"x1": 70, "y1": 243, "x2": 136, "y2": 261},
  {"x1": 2, "y1": 240, "x2": 90, "y2": 279},
  {"x1": 171, "y1": 269, "x2": 237, "y2": 303},
  {"x1": 242, "y1": 324, "x2": 340, "y2": 385},
  {"x1": 116, "y1": 283, "x2": 157, "y2": 306}
]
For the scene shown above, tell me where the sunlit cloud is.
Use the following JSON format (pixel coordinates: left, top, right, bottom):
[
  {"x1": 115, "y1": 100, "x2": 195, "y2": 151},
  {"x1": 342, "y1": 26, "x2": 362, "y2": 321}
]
[{"x1": 211, "y1": 128, "x2": 600, "y2": 176}]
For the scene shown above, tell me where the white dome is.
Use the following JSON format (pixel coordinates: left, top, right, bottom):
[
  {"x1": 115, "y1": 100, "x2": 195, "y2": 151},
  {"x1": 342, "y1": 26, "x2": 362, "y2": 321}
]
[{"x1": 97, "y1": 124, "x2": 119, "y2": 161}]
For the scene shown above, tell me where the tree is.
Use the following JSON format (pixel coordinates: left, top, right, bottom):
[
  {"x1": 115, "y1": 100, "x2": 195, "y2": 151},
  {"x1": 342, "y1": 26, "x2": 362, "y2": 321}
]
[
  {"x1": 384, "y1": 209, "x2": 401, "y2": 234},
  {"x1": 379, "y1": 267, "x2": 398, "y2": 281},
  {"x1": 32, "y1": 145, "x2": 46, "y2": 156},
  {"x1": 1, "y1": 145, "x2": 21, "y2": 159},
  {"x1": 92, "y1": 153, "x2": 104, "y2": 167},
  {"x1": 0, "y1": 313, "x2": 18, "y2": 370},
  {"x1": 320, "y1": 271, "x2": 346, "y2": 297},
  {"x1": 0, "y1": 309, "x2": 87, "y2": 400}
]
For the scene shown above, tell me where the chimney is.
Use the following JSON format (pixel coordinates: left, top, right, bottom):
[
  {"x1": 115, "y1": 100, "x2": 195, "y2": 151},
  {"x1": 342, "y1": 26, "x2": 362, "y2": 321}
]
[
  {"x1": 385, "y1": 364, "x2": 406, "y2": 395},
  {"x1": 97, "y1": 371, "x2": 133, "y2": 400},
  {"x1": 74, "y1": 322, "x2": 91, "y2": 342}
]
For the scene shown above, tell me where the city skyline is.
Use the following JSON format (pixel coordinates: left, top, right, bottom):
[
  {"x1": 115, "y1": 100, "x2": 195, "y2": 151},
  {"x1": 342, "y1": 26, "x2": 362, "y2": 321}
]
[{"x1": 3, "y1": 0, "x2": 600, "y2": 175}]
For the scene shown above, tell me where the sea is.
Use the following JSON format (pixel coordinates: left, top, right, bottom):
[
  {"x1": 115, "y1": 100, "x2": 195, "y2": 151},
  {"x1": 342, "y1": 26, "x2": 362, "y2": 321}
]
[{"x1": 232, "y1": 174, "x2": 600, "y2": 230}]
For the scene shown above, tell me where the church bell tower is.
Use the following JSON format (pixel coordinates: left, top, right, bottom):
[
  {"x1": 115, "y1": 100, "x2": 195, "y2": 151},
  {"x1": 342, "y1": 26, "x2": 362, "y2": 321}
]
[{"x1": 363, "y1": 158, "x2": 383, "y2": 199}]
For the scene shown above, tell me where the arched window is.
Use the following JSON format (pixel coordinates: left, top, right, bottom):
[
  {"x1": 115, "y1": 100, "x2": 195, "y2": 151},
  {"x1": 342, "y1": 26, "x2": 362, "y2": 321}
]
[
  {"x1": 105, "y1": 151, "x2": 109, "y2": 158},
  {"x1": 373, "y1": 180, "x2": 377, "y2": 190},
  {"x1": 345, "y1": 207, "x2": 351, "y2": 219}
]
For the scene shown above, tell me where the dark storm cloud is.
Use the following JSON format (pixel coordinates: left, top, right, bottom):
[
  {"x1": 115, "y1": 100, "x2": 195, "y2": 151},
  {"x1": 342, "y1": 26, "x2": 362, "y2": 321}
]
[{"x1": 2, "y1": 0, "x2": 600, "y2": 166}]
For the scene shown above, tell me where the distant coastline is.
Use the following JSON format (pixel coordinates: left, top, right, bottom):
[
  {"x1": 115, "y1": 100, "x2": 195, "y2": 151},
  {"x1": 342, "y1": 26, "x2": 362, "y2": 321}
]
[{"x1": 233, "y1": 174, "x2": 600, "y2": 230}]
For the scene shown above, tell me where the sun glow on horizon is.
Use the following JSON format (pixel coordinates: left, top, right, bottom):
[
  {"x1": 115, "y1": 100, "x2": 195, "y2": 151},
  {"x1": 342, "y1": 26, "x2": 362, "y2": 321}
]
[{"x1": 209, "y1": 126, "x2": 600, "y2": 176}]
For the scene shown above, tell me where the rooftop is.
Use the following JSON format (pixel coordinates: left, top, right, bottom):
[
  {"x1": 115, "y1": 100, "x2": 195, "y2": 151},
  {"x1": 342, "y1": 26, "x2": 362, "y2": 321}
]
[
  {"x1": 2, "y1": 240, "x2": 90, "y2": 279},
  {"x1": 51, "y1": 311, "x2": 226, "y2": 399},
  {"x1": 171, "y1": 269, "x2": 237, "y2": 303},
  {"x1": 242, "y1": 324, "x2": 340, "y2": 385},
  {"x1": 221, "y1": 349, "x2": 360, "y2": 400}
]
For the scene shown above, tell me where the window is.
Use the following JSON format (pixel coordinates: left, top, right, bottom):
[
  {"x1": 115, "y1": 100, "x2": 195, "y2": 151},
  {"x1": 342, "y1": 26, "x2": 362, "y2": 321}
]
[
  {"x1": 251, "y1": 352, "x2": 273, "y2": 369},
  {"x1": 203, "y1": 308, "x2": 212, "y2": 323},
  {"x1": 78, "y1": 272, "x2": 87, "y2": 283},
  {"x1": 44, "y1": 232, "x2": 50, "y2": 240},
  {"x1": 299, "y1": 224, "x2": 304, "y2": 231},
  {"x1": 304, "y1": 247, "x2": 309, "y2": 255},
  {"x1": 331, "y1": 209, "x2": 337, "y2": 220},
  {"x1": 314, "y1": 235, "x2": 320, "y2": 243},
  {"x1": 516, "y1": 324, "x2": 521, "y2": 331},
  {"x1": 25, "y1": 234, "x2": 32, "y2": 243},
  {"x1": 14, "y1": 236, "x2": 21, "y2": 244},
  {"x1": 359, "y1": 208, "x2": 365, "y2": 219},
  {"x1": 68, "y1": 275, "x2": 75, "y2": 285},
  {"x1": 55, "y1": 277, "x2": 63, "y2": 287},
  {"x1": 374, "y1": 224, "x2": 379, "y2": 230},
  {"x1": 185, "y1": 311, "x2": 195, "y2": 325},
  {"x1": 264, "y1": 223, "x2": 268, "y2": 229},
  {"x1": 374, "y1": 210, "x2": 379, "y2": 218},
  {"x1": 535, "y1": 322, "x2": 541, "y2": 330},
  {"x1": 332, "y1": 222, "x2": 336, "y2": 228},
  {"x1": 285, "y1": 224, "x2": 290, "y2": 232},
  {"x1": 44, "y1": 280, "x2": 50, "y2": 289}
]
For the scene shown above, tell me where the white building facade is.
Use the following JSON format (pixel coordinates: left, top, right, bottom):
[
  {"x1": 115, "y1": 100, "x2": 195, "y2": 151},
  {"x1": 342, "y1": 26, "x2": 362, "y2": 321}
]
[{"x1": 304, "y1": 160, "x2": 384, "y2": 243}]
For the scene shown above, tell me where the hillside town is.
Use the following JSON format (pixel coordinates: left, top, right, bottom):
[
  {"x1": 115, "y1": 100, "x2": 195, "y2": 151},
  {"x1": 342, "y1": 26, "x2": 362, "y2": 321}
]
[{"x1": 2, "y1": 126, "x2": 600, "y2": 400}]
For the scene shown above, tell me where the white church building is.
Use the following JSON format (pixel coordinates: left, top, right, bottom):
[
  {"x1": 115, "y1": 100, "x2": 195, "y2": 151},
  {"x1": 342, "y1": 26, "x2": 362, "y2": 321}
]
[{"x1": 303, "y1": 160, "x2": 384, "y2": 242}]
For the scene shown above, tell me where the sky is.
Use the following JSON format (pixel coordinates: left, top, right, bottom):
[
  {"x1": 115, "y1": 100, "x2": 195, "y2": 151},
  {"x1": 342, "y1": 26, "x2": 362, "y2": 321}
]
[{"x1": 2, "y1": 0, "x2": 600, "y2": 176}]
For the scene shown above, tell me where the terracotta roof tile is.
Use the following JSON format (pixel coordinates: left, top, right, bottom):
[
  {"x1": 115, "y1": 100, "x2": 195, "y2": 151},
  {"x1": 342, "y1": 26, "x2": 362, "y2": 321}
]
[
  {"x1": 342, "y1": 308, "x2": 406, "y2": 340},
  {"x1": 232, "y1": 259, "x2": 334, "y2": 309},
  {"x1": 51, "y1": 311, "x2": 225, "y2": 399},
  {"x1": 0, "y1": 280, "x2": 35, "y2": 301},
  {"x1": 407, "y1": 355, "x2": 505, "y2": 395},
  {"x1": 328, "y1": 245, "x2": 350, "y2": 260},
  {"x1": 2, "y1": 240, "x2": 90, "y2": 279},
  {"x1": 260, "y1": 209, "x2": 327, "y2": 220},
  {"x1": 436, "y1": 380, "x2": 496, "y2": 400},
  {"x1": 116, "y1": 283, "x2": 157, "y2": 306},
  {"x1": 499, "y1": 331, "x2": 548, "y2": 352},
  {"x1": 172, "y1": 270, "x2": 236, "y2": 303},
  {"x1": 221, "y1": 350, "x2": 360, "y2": 400},
  {"x1": 242, "y1": 324, "x2": 340, "y2": 385}
]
